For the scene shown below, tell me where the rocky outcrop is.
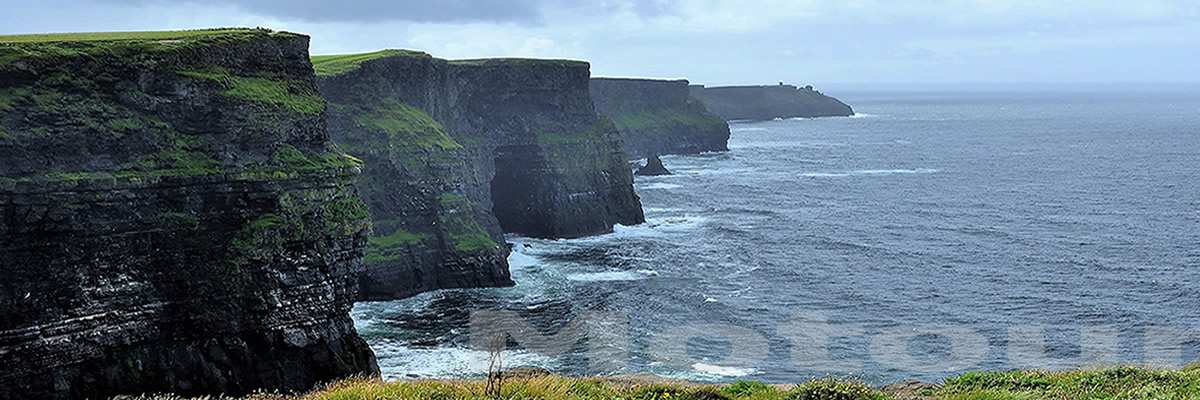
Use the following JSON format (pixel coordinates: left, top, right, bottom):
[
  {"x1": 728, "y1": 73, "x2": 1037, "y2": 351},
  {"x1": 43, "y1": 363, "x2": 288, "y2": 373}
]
[
  {"x1": 689, "y1": 83, "x2": 853, "y2": 120},
  {"x1": 314, "y1": 50, "x2": 513, "y2": 300},
  {"x1": 313, "y1": 51, "x2": 643, "y2": 298},
  {"x1": 635, "y1": 155, "x2": 671, "y2": 176},
  {"x1": 590, "y1": 78, "x2": 729, "y2": 159},
  {"x1": 0, "y1": 29, "x2": 377, "y2": 398}
]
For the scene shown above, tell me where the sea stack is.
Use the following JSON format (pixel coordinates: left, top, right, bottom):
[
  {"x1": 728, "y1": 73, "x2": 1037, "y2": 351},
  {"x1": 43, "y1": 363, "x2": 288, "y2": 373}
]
[
  {"x1": 590, "y1": 77, "x2": 730, "y2": 159},
  {"x1": 0, "y1": 29, "x2": 377, "y2": 398},
  {"x1": 635, "y1": 154, "x2": 672, "y2": 176},
  {"x1": 690, "y1": 83, "x2": 853, "y2": 120},
  {"x1": 313, "y1": 50, "x2": 644, "y2": 299}
]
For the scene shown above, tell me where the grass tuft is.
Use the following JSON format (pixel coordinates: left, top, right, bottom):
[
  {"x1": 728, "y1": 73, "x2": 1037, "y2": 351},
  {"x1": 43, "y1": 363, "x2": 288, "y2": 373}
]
[{"x1": 177, "y1": 68, "x2": 325, "y2": 115}]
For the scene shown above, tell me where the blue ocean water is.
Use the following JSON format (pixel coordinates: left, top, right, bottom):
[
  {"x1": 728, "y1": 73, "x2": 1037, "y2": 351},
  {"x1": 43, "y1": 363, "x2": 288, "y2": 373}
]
[{"x1": 353, "y1": 90, "x2": 1200, "y2": 385}]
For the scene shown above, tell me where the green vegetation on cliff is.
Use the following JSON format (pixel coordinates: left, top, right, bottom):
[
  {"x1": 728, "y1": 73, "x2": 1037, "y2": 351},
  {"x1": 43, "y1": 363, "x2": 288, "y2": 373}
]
[
  {"x1": 438, "y1": 193, "x2": 499, "y2": 253},
  {"x1": 364, "y1": 229, "x2": 429, "y2": 264},
  {"x1": 311, "y1": 49, "x2": 429, "y2": 76},
  {"x1": 0, "y1": 28, "x2": 279, "y2": 43},
  {"x1": 350, "y1": 99, "x2": 462, "y2": 151},
  {"x1": 177, "y1": 68, "x2": 325, "y2": 114},
  {"x1": 449, "y1": 58, "x2": 588, "y2": 67}
]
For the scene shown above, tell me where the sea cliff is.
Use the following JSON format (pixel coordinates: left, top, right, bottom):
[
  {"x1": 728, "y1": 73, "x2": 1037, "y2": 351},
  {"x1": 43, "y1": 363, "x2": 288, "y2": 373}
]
[
  {"x1": 313, "y1": 51, "x2": 643, "y2": 299},
  {"x1": 590, "y1": 78, "x2": 729, "y2": 158},
  {"x1": 690, "y1": 84, "x2": 853, "y2": 120},
  {"x1": 0, "y1": 29, "x2": 377, "y2": 398}
]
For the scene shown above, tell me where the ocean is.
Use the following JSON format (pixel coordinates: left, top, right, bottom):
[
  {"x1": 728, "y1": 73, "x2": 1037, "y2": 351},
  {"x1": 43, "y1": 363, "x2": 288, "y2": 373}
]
[{"x1": 352, "y1": 89, "x2": 1200, "y2": 385}]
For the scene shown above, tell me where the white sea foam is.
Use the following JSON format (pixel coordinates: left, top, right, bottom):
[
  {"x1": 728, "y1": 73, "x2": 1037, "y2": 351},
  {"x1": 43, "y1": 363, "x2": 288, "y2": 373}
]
[
  {"x1": 373, "y1": 342, "x2": 557, "y2": 380},
  {"x1": 637, "y1": 182, "x2": 682, "y2": 190},
  {"x1": 731, "y1": 127, "x2": 767, "y2": 132},
  {"x1": 691, "y1": 363, "x2": 758, "y2": 377},
  {"x1": 849, "y1": 113, "x2": 877, "y2": 119},
  {"x1": 799, "y1": 168, "x2": 939, "y2": 178},
  {"x1": 566, "y1": 270, "x2": 657, "y2": 282}
]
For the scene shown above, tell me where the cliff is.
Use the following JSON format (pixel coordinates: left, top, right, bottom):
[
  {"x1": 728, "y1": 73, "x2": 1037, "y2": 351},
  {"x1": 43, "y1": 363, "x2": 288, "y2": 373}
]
[
  {"x1": 590, "y1": 78, "x2": 729, "y2": 159},
  {"x1": 0, "y1": 29, "x2": 377, "y2": 398},
  {"x1": 313, "y1": 51, "x2": 643, "y2": 299},
  {"x1": 313, "y1": 50, "x2": 513, "y2": 300},
  {"x1": 689, "y1": 84, "x2": 853, "y2": 120}
]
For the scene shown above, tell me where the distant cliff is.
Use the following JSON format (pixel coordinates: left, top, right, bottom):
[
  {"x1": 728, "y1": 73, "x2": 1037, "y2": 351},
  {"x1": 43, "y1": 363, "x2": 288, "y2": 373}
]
[
  {"x1": 313, "y1": 51, "x2": 643, "y2": 299},
  {"x1": 0, "y1": 29, "x2": 377, "y2": 398},
  {"x1": 690, "y1": 84, "x2": 853, "y2": 120},
  {"x1": 590, "y1": 78, "x2": 729, "y2": 159}
]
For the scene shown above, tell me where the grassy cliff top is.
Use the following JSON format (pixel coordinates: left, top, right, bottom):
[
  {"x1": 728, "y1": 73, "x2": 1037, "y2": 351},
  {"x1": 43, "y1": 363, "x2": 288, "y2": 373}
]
[
  {"x1": 311, "y1": 49, "x2": 430, "y2": 76},
  {"x1": 592, "y1": 77, "x2": 690, "y2": 84},
  {"x1": 0, "y1": 28, "x2": 290, "y2": 43},
  {"x1": 449, "y1": 57, "x2": 588, "y2": 67},
  {"x1": 131, "y1": 365, "x2": 1200, "y2": 399}
]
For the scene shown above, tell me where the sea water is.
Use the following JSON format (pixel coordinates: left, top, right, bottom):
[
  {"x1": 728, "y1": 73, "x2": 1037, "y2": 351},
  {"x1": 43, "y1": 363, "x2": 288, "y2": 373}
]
[{"x1": 353, "y1": 89, "x2": 1200, "y2": 384}]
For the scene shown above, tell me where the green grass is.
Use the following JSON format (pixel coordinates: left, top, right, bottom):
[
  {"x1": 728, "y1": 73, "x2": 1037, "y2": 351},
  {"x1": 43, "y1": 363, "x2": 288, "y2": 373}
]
[
  {"x1": 436, "y1": 192, "x2": 499, "y2": 253},
  {"x1": 350, "y1": 99, "x2": 462, "y2": 151},
  {"x1": 310, "y1": 49, "x2": 428, "y2": 76},
  {"x1": 125, "y1": 366, "x2": 1200, "y2": 399},
  {"x1": 177, "y1": 68, "x2": 325, "y2": 115},
  {"x1": 934, "y1": 366, "x2": 1200, "y2": 399},
  {"x1": 0, "y1": 28, "x2": 266, "y2": 43},
  {"x1": 449, "y1": 58, "x2": 588, "y2": 67},
  {"x1": 364, "y1": 229, "x2": 429, "y2": 264}
]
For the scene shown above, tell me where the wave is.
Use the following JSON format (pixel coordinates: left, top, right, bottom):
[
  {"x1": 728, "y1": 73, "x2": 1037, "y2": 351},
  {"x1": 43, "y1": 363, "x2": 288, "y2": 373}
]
[
  {"x1": 637, "y1": 182, "x2": 682, "y2": 190},
  {"x1": 800, "y1": 168, "x2": 939, "y2": 178},
  {"x1": 373, "y1": 342, "x2": 558, "y2": 380},
  {"x1": 565, "y1": 270, "x2": 657, "y2": 282},
  {"x1": 691, "y1": 363, "x2": 758, "y2": 377}
]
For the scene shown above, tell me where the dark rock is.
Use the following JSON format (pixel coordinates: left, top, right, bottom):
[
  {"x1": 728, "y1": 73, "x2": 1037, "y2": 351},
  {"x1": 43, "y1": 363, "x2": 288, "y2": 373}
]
[
  {"x1": 0, "y1": 29, "x2": 377, "y2": 399},
  {"x1": 590, "y1": 78, "x2": 729, "y2": 159},
  {"x1": 314, "y1": 50, "x2": 513, "y2": 301},
  {"x1": 313, "y1": 51, "x2": 644, "y2": 299},
  {"x1": 635, "y1": 155, "x2": 672, "y2": 176},
  {"x1": 689, "y1": 83, "x2": 854, "y2": 120}
]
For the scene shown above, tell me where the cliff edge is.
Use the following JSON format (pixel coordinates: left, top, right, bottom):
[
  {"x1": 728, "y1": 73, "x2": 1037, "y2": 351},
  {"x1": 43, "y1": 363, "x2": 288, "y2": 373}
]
[
  {"x1": 690, "y1": 83, "x2": 853, "y2": 120},
  {"x1": 0, "y1": 29, "x2": 377, "y2": 398},
  {"x1": 590, "y1": 78, "x2": 729, "y2": 159}
]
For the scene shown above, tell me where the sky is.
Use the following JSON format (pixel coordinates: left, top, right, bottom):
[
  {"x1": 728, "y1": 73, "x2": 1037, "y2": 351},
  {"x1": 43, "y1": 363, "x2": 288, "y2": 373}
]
[{"x1": 2, "y1": 0, "x2": 1199, "y2": 86}]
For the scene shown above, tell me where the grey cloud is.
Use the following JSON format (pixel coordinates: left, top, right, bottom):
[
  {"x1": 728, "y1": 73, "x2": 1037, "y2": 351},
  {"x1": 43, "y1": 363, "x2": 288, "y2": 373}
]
[
  {"x1": 95, "y1": 0, "x2": 679, "y2": 24},
  {"x1": 100, "y1": 0, "x2": 550, "y2": 23}
]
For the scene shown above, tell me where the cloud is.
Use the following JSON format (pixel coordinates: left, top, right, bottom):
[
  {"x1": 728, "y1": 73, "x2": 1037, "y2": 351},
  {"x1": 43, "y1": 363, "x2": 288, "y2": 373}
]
[{"x1": 98, "y1": 0, "x2": 551, "y2": 24}]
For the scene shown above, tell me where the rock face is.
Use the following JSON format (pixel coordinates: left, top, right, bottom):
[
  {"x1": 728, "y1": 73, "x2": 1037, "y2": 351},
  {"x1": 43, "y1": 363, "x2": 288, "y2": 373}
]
[
  {"x1": 313, "y1": 51, "x2": 643, "y2": 298},
  {"x1": 590, "y1": 78, "x2": 729, "y2": 159},
  {"x1": 314, "y1": 50, "x2": 513, "y2": 300},
  {"x1": 0, "y1": 29, "x2": 378, "y2": 398},
  {"x1": 635, "y1": 154, "x2": 672, "y2": 176},
  {"x1": 689, "y1": 83, "x2": 853, "y2": 120}
]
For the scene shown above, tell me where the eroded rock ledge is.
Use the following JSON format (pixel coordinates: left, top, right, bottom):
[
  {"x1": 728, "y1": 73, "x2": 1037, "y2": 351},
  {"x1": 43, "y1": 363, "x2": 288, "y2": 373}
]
[
  {"x1": 690, "y1": 83, "x2": 854, "y2": 120},
  {"x1": 590, "y1": 77, "x2": 729, "y2": 159},
  {"x1": 313, "y1": 50, "x2": 643, "y2": 300},
  {"x1": 0, "y1": 29, "x2": 377, "y2": 399}
]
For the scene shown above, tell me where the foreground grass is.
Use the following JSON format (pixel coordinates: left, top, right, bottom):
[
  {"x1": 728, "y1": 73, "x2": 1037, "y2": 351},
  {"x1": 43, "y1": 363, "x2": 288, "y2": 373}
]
[{"x1": 122, "y1": 365, "x2": 1200, "y2": 400}]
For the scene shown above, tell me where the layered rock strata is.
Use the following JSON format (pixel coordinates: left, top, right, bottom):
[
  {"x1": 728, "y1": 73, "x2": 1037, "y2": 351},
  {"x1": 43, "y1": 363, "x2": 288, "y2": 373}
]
[
  {"x1": 313, "y1": 50, "x2": 643, "y2": 299},
  {"x1": 590, "y1": 78, "x2": 729, "y2": 159},
  {"x1": 0, "y1": 29, "x2": 377, "y2": 399}
]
